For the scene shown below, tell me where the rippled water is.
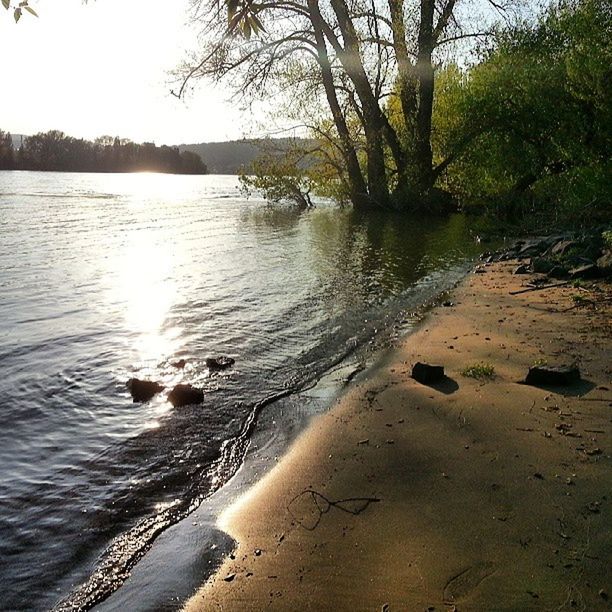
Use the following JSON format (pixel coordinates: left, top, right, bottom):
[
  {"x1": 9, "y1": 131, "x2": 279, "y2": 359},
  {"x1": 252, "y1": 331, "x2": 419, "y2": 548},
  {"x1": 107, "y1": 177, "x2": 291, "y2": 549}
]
[{"x1": 0, "y1": 172, "x2": 482, "y2": 610}]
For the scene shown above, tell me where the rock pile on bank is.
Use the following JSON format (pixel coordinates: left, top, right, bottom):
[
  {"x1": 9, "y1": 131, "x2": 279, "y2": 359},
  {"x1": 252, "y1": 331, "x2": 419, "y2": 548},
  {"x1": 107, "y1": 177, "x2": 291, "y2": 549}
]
[{"x1": 482, "y1": 228, "x2": 612, "y2": 280}]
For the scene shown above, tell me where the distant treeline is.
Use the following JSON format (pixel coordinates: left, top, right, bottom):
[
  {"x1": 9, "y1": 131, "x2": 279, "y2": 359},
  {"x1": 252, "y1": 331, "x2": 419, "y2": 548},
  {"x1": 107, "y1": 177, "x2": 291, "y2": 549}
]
[{"x1": 0, "y1": 130, "x2": 208, "y2": 174}]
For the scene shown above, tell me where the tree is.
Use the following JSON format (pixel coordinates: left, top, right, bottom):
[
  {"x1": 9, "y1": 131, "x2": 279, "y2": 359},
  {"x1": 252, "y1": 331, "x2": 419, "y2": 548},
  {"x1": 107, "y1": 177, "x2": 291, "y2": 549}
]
[
  {"x1": 0, "y1": 130, "x2": 14, "y2": 169},
  {"x1": 179, "y1": 0, "x2": 504, "y2": 210},
  {"x1": 436, "y1": 0, "x2": 611, "y2": 225},
  {"x1": 239, "y1": 139, "x2": 319, "y2": 207}
]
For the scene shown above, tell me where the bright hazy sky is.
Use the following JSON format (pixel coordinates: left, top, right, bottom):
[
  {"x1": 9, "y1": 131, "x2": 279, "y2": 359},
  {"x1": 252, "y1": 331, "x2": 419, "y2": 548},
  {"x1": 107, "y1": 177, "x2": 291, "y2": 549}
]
[{"x1": 0, "y1": 0, "x2": 266, "y2": 144}]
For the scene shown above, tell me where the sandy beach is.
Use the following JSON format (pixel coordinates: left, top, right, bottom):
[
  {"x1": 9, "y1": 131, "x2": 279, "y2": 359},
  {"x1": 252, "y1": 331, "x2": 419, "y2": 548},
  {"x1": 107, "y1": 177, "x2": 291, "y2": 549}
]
[{"x1": 184, "y1": 260, "x2": 611, "y2": 611}]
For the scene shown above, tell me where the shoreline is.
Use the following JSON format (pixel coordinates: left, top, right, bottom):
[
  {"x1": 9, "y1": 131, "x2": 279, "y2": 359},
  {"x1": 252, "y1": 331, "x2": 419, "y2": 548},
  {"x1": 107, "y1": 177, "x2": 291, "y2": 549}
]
[
  {"x1": 183, "y1": 260, "x2": 611, "y2": 611},
  {"x1": 94, "y1": 280, "x2": 467, "y2": 611},
  {"x1": 91, "y1": 259, "x2": 475, "y2": 611}
]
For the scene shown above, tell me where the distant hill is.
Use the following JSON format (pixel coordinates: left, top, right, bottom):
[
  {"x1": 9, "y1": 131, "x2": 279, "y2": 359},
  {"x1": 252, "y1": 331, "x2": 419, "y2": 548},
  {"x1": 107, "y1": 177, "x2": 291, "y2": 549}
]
[{"x1": 178, "y1": 138, "x2": 315, "y2": 175}]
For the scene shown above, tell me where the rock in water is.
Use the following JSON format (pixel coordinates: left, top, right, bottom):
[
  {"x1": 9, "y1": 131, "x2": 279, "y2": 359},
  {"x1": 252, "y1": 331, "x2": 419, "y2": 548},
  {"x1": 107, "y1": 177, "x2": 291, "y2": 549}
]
[
  {"x1": 205, "y1": 356, "x2": 235, "y2": 370},
  {"x1": 168, "y1": 383, "x2": 204, "y2": 407},
  {"x1": 412, "y1": 362, "x2": 445, "y2": 384},
  {"x1": 127, "y1": 378, "x2": 165, "y2": 402},
  {"x1": 525, "y1": 365, "x2": 581, "y2": 386},
  {"x1": 171, "y1": 359, "x2": 187, "y2": 369}
]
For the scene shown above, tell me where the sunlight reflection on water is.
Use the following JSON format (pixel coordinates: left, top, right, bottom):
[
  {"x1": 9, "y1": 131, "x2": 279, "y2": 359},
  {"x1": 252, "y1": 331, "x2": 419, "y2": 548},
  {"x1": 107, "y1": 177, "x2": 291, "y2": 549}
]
[{"x1": 114, "y1": 230, "x2": 179, "y2": 361}]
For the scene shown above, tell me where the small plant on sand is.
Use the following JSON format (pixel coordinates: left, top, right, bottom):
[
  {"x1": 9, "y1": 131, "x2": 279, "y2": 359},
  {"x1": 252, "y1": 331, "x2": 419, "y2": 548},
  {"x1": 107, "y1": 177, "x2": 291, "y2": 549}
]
[
  {"x1": 461, "y1": 362, "x2": 495, "y2": 379},
  {"x1": 532, "y1": 358, "x2": 548, "y2": 367},
  {"x1": 571, "y1": 293, "x2": 591, "y2": 305}
]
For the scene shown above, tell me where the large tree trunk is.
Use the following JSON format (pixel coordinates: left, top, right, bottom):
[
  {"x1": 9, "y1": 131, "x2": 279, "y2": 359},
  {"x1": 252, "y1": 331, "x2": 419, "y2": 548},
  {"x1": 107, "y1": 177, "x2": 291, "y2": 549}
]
[
  {"x1": 415, "y1": 0, "x2": 436, "y2": 193},
  {"x1": 307, "y1": 0, "x2": 370, "y2": 208},
  {"x1": 329, "y1": 0, "x2": 394, "y2": 207}
]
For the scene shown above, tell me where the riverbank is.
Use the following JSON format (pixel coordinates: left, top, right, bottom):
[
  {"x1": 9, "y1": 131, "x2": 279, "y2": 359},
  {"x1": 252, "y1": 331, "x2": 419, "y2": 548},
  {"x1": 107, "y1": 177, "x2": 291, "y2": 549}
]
[{"x1": 184, "y1": 260, "x2": 611, "y2": 611}]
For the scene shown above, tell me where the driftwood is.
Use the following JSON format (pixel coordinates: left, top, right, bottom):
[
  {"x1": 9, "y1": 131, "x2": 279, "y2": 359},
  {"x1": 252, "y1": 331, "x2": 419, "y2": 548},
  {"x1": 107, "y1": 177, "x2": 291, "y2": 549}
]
[
  {"x1": 578, "y1": 398, "x2": 612, "y2": 402},
  {"x1": 287, "y1": 489, "x2": 380, "y2": 531},
  {"x1": 509, "y1": 281, "x2": 571, "y2": 295}
]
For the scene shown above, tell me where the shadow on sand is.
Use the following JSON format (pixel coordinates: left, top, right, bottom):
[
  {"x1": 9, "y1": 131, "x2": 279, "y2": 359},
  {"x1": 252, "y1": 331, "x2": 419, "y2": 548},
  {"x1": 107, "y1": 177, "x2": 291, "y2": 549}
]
[
  {"x1": 519, "y1": 379, "x2": 597, "y2": 397},
  {"x1": 417, "y1": 375, "x2": 460, "y2": 395}
]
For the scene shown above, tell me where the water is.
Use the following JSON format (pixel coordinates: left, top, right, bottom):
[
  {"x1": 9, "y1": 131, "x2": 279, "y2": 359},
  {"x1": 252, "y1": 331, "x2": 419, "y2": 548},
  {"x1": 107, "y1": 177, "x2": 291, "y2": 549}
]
[{"x1": 0, "y1": 172, "x2": 482, "y2": 610}]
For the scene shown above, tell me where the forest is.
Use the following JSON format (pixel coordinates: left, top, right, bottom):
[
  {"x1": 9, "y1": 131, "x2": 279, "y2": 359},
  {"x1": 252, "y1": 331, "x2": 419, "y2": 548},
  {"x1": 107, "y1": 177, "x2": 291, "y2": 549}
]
[{"x1": 0, "y1": 130, "x2": 208, "y2": 175}]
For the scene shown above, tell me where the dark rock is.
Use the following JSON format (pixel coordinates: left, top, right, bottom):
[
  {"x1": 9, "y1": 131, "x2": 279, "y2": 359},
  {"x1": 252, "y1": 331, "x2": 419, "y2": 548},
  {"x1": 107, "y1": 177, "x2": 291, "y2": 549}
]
[
  {"x1": 513, "y1": 264, "x2": 530, "y2": 275},
  {"x1": 569, "y1": 264, "x2": 600, "y2": 279},
  {"x1": 547, "y1": 265, "x2": 569, "y2": 279},
  {"x1": 532, "y1": 257, "x2": 554, "y2": 273},
  {"x1": 575, "y1": 256, "x2": 596, "y2": 266},
  {"x1": 168, "y1": 383, "x2": 204, "y2": 407},
  {"x1": 205, "y1": 356, "x2": 235, "y2": 370},
  {"x1": 412, "y1": 362, "x2": 445, "y2": 384},
  {"x1": 171, "y1": 359, "x2": 187, "y2": 369},
  {"x1": 525, "y1": 365, "x2": 581, "y2": 386},
  {"x1": 549, "y1": 239, "x2": 577, "y2": 256},
  {"x1": 127, "y1": 378, "x2": 164, "y2": 402},
  {"x1": 518, "y1": 239, "x2": 549, "y2": 257},
  {"x1": 442, "y1": 300, "x2": 454, "y2": 307},
  {"x1": 596, "y1": 251, "x2": 612, "y2": 276}
]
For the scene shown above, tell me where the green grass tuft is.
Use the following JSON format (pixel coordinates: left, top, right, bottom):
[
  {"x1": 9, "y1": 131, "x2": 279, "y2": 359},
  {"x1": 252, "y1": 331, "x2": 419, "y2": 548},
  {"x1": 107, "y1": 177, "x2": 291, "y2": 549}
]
[
  {"x1": 461, "y1": 362, "x2": 496, "y2": 379},
  {"x1": 571, "y1": 293, "x2": 590, "y2": 305}
]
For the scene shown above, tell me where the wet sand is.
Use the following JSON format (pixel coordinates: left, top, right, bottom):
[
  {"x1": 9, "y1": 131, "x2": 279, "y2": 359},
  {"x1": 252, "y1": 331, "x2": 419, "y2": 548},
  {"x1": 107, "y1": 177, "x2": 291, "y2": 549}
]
[{"x1": 183, "y1": 261, "x2": 611, "y2": 611}]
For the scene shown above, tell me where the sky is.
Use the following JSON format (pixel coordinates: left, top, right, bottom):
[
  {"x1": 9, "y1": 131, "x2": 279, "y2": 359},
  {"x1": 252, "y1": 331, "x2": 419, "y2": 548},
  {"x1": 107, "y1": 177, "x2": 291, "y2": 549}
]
[{"x1": 0, "y1": 0, "x2": 268, "y2": 145}]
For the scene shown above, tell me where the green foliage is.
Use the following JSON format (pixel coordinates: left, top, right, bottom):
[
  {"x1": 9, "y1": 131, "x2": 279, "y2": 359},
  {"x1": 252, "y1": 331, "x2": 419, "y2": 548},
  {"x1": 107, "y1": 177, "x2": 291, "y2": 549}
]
[
  {"x1": 239, "y1": 144, "x2": 316, "y2": 208},
  {"x1": 571, "y1": 293, "x2": 589, "y2": 304},
  {"x1": 461, "y1": 362, "x2": 496, "y2": 379},
  {"x1": 435, "y1": 0, "x2": 611, "y2": 228},
  {"x1": 225, "y1": 0, "x2": 265, "y2": 39},
  {"x1": 3, "y1": 0, "x2": 38, "y2": 22},
  {"x1": 239, "y1": 134, "x2": 358, "y2": 207},
  {"x1": 602, "y1": 230, "x2": 612, "y2": 249}
]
